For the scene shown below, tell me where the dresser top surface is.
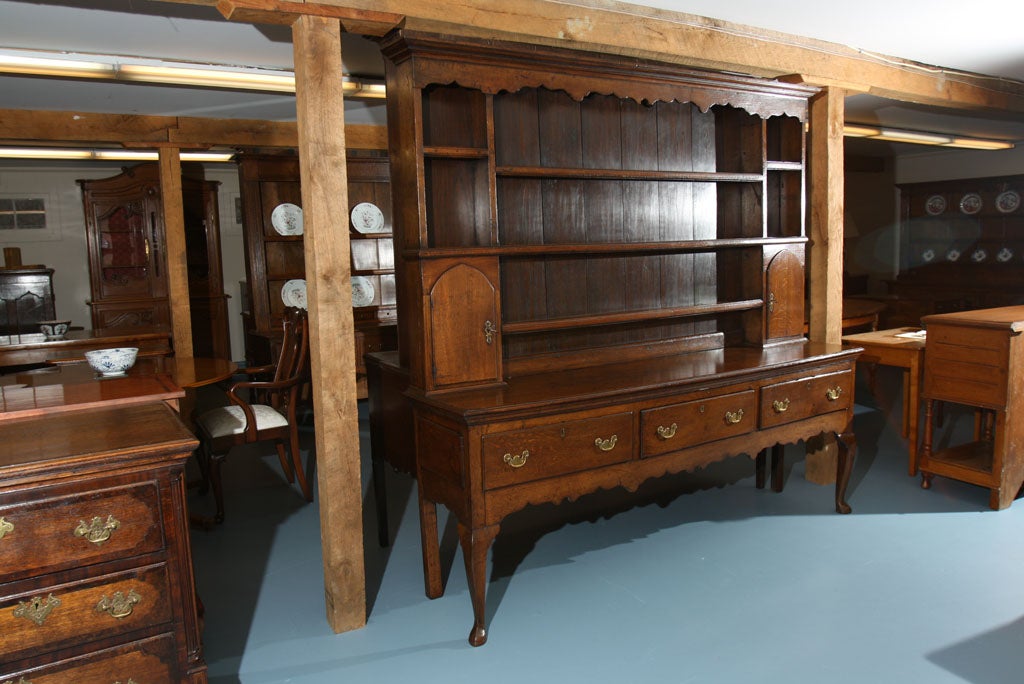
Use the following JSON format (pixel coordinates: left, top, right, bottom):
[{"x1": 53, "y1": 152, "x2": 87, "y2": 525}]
[{"x1": 922, "y1": 305, "x2": 1024, "y2": 332}]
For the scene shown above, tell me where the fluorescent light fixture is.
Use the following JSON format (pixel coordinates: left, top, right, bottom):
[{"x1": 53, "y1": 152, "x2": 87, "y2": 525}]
[
  {"x1": 843, "y1": 124, "x2": 1015, "y2": 150},
  {"x1": 0, "y1": 147, "x2": 235, "y2": 162},
  {"x1": 0, "y1": 47, "x2": 386, "y2": 98},
  {"x1": 117, "y1": 64, "x2": 295, "y2": 92}
]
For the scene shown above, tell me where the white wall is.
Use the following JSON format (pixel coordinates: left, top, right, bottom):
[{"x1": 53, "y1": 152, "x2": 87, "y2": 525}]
[
  {"x1": 0, "y1": 160, "x2": 247, "y2": 362},
  {"x1": 895, "y1": 145, "x2": 1024, "y2": 184}
]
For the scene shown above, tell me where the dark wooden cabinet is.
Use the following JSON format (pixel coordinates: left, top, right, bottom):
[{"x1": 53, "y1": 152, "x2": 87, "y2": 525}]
[
  {"x1": 236, "y1": 153, "x2": 397, "y2": 396},
  {"x1": 0, "y1": 402, "x2": 207, "y2": 683},
  {"x1": 887, "y1": 174, "x2": 1024, "y2": 327},
  {"x1": 920, "y1": 305, "x2": 1024, "y2": 509},
  {"x1": 0, "y1": 267, "x2": 55, "y2": 335},
  {"x1": 376, "y1": 30, "x2": 860, "y2": 645},
  {"x1": 79, "y1": 163, "x2": 231, "y2": 359}
]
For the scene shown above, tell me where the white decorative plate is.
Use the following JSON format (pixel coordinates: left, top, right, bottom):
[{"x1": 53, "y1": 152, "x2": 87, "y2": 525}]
[
  {"x1": 925, "y1": 195, "x2": 946, "y2": 216},
  {"x1": 946, "y1": 249, "x2": 961, "y2": 262},
  {"x1": 997, "y1": 247, "x2": 1014, "y2": 262},
  {"x1": 996, "y1": 190, "x2": 1020, "y2": 214},
  {"x1": 921, "y1": 249, "x2": 935, "y2": 263},
  {"x1": 971, "y1": 248, "x2": 987, "y2": 263},
  {"x1": 281, "y1": 279, "x2": 307, "y2": 309},
  {"x1": 350, "y1": 202, "x2": 386, "y2": 234},
  {"x1": 351, "y1": 276, "x2": 375, "y2": 307},
  {"x1": 271, "y1": 203, "x2": 304, "y2": 236},
  {"x1": 959, "y1": 193, "x2": 982, "y2": 215}
]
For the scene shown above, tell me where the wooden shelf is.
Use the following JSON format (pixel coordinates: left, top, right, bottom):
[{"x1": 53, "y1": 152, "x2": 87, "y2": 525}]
[
  {"x1": 497, "y1": 166, "x2": 762, "y2": 182},
  {"x1": 765, "y1": 161, "x2": 803, "y2": 171},
  {"x1": 424, "y1": 146, "x2": 490, "y2": 158},
  {"x1": 502, "y1": 299, "x2": 763, "y2": 334},
  {"x1": 412, "y1": 237, "x2": 807, "y2": 259}
]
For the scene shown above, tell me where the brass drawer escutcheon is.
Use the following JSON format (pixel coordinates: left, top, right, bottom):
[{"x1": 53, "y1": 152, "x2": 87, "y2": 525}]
[
  {"x1": 96, "y1": 589, "x2": 142, "y2": 620},
  {"x1": 0, "y1": 516, "x2": 12, "y2": 540},
  {"x1": 483, "y1": 320, "x2": 497, "y2": 345},
  {"x1": 594, "y1": 435, "x2": 618, "y2": 451},
  {"x1": 826, "y1": 386, "x2": 843, "y2": 401},
  {"x1": 13, "y1": 593, "x2": 61, "y2": 626},
  {"x1": 74, "y1": 514, "x2": 120, "y2": 545},
  {"x1": 772, "y1": 398, "x2": 790, "y2": 413},
  {"x1": 503, "y1": 450, "x2": 529, "y2": 468},
  {"x1": 724, "y1": 408, "x2": 744, "y2": 424},
  {"x1": 656, "y1": 423, "x2": 677, "y2": 440}
]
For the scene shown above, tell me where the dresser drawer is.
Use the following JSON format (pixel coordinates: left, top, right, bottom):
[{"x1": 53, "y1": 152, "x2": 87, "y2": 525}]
[
  {"x1": 0, "y1": 633, "x2": 177, "y2": 684},
  {"x1": 0, "y1": 482, "x2": 165, "y2": 584},
  {"x1": 1, "y1": 564, "x2": 173, "y2": 664},
  {"x1": 925, "y1": 325, "x2": 1009, "y2": 406},
  {"x1": 759, "y1": 369, "x2": 853, "y2": 428},
  {"x1": 482, "y1": 412, "x2": 633, "y2": 490},
  {"x1": 641, "y1": 390, "x2": 756, "y2": 458}
]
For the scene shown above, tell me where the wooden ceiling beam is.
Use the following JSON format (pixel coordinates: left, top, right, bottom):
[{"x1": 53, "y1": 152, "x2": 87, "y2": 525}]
[
  {"x1": 175, "y1": 0, "x2": 1024, "y2": 114},
  {"x1": 0, "y1": 109, "x2": 387, "y2": 149}
]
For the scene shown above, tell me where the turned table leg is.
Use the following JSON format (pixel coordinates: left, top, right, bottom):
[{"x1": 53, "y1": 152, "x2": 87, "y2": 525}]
[
  {"x1": 458, "y1": 522, "x2": 499, "y2": 647},
  {"x1": 920, "y1": 399, "x2": 934, "y2": 490}
]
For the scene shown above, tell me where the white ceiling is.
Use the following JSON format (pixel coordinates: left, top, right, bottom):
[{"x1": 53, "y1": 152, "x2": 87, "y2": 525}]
[{"x1": 2, "y1": 0, "x2": 1024, "y2": 149}]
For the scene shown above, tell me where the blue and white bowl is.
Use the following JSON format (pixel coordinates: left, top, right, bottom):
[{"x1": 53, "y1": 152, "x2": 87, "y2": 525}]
[
  {"x1": 38, "y1": 319, "x2": 70, "y2": 339},
  {"x1": 84, "y1": 347, "x2": 138, "y2": 377}
]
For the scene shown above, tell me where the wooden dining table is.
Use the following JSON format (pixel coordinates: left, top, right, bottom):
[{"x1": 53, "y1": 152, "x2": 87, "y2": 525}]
[{"x1": 0, "y1": 356, "x2": 237, "y2": 423}]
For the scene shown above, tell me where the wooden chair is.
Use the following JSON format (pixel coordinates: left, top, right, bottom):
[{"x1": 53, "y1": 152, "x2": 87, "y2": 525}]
[{"x1": 194, "y1": 307, "x2": 313, "y2": 524}]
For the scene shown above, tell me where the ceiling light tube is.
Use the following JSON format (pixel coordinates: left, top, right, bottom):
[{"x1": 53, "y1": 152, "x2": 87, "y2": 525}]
[
  {"x1": 0, "y1": 52, "x2": 114, "y2": 79},
  {"x1": 0, "y1": 147, "x2": 235, "y2": 162},
  {"x1": 0, "y1": 147, "x2": 93, "y2": 159},
  {"x1": 842, "y1": 125, "x2": 881, "y2": 138},
  {"x1": 117, "y1": 64, "x2": 296, "y2": 92},
  {"x1": 943, "y1": 138, "x2": 1014, "y2": 150},
  {"x1": 873, "y1": 129, "x2": 952, "y2": 145}
]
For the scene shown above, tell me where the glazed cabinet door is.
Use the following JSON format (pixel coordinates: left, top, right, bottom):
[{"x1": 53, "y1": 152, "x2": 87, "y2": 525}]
[{"x1": 423, "y1": 258, "x2": 502, "y2": 390}]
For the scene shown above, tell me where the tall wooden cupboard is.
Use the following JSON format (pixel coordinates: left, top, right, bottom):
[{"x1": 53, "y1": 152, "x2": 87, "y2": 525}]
[
  {"x1": 79, "y1": 163, "x2": 231, "y2": 359},
  {"x1": 236, "y1": 153, "x2": 397, "y2": 396},
  {"x1": 374, "y1": 31, "x2": 861, "y2": 645}
]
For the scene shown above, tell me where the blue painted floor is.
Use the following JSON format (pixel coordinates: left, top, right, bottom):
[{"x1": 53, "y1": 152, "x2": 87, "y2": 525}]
[{"x1": 187, "y1": 367, "x2": 1024, "y2": 683}]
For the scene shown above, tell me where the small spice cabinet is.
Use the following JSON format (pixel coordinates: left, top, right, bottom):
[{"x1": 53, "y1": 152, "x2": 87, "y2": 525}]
[
  {"x1": 377, "y1": 30, "x2": 860, "y2": 645},
  {"x1": 0, "y1": 403, "x2": 206, "y2": 682}
]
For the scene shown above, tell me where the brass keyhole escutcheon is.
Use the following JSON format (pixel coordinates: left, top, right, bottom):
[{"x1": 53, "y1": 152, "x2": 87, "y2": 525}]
[
  {"x1": 826, "y1": 386, "x2": 843, "y2": 401},
  {"x1": 13, "y1": 593, "x2": 61, "y2": 626},
  {"x1": 724, "y1": 409, "x2": 744, "y2": 425},
  {"x1": 503, "y1": 450, "x2": 529, "y2": 468},
  {"x1": 768, "y1": 292, "x2": 776, "y2": 313},
  {"x1": 594, "y1": 435, "x2": 618, "y2": 451},
  {"x1": 483, "y1": 320, "x2": 497, "y2": 345},
  {"x1": 772, "y1": 398, "x2": 790, "y2": 413},
  {"x1": 657, "y1": 423, "x2": 678, "y2": 440}
]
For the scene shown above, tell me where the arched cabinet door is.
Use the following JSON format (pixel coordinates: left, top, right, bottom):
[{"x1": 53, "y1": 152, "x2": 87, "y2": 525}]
[
  {"x1": 765, "y1": 248, "x2": 805, "y2": 340},
  {"x1": 425, "y1": 258, "x2": 503, "y2": 390}
]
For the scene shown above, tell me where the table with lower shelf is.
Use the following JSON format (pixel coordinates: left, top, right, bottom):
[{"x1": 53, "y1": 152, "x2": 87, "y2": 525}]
[{"x1": 410, "y1": 342, "x2": 860, "y2": 645}]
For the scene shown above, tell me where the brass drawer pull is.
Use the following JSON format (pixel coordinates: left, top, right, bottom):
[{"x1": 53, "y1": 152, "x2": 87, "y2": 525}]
[
  {"x1": 13, "y1": 593, "x2": 61, "y2": 626},
  {"x1": 656, "y1": 423, "x2": 678, "y2": 440},
  {"x1": 724, "y1": 408, "x2": 744, "y2": 424},
  {"x1": 483, "y1": 320, "x2": 497, "y2": 345},
  {"x1": 826, "y1": 386, "x2": 843, "y2": 401},
  {"x1": 503, "y1": 450, "x2": 529, "y2": 468},
  {"x1": 594, "y1": 435, "x2": 618, "y2": 451},
  {"x1": 74, "y1": 514, "x2": 120, "y2": 545},
  {"x1": 1, "y1": 677, "x2": 33, "y2": 684},
  {"x1": 0, "y1": 516, "x2": 12, "y2": 540},
  {"x1": 772, "y1": 398, "x2": 790, "y2": 413},
  {"x1": 96, "y1": 589, "x2": 142, "y2": 620}
]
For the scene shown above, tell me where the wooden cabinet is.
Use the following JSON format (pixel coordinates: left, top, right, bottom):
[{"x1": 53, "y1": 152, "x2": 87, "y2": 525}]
[
  {"x1": 376, "y1": 30, "x2": 860, "y2": 645},
  {"x1": 0, "y1": 402, "x2": 207, "y2": 683},
  {"x1": 887, "y1": 175, "x2": 1024, "y2": 327},
  {"x1": 0, "y1": 267, "x2": 55, "y2": 335},
  {"x1": 79, "y1": 163, "x2": 231, "y2": 359},
  {"x1": 236, "y1": 153, "x2": 397, "y2": 396},
  {"x1": 919, "y1": 305, "x2": 1024, "y2": 509}
]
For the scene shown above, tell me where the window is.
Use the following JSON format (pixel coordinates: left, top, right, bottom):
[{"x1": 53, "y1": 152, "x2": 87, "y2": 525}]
[{"x1": 0, "y1": 197, "x2": 47, "y2": 231}]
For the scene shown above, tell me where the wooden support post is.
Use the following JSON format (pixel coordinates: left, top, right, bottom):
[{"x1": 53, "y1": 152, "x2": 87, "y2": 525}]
[
  {"x1": 805, "y1": 86, "x2": 845, "y2": 485},
  {"x1": 158, "y1": 148, "x2": 194, "y2": 357},
  {"x1": 293, "y1": 15, "x2": 366, "y2": 633}
]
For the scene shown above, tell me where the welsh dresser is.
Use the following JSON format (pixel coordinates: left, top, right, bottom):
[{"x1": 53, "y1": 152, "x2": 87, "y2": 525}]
[{"x1": 376, "y1": 30, "x2": 861, "y2": 645}]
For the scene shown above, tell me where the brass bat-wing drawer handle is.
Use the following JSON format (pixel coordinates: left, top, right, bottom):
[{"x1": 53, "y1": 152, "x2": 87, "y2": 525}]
[
  {"x1": 656, "y1": 423, "x2": 678, "y2": 440},
  {"x1": 772, "y1": 398, "x2": 790, "y2": 413},
  {"x1": 503, "y1": 450, "x2": 529, "y2": 468},
  {"x1": 724, "y1": 408, "x2": 744, "y2": 424},
  {"x1": 74, "y1": 514, "x2": 120, "y2": 545},
  {"x1": 594, "y1": 435, "x2": 618, "y2": 451},
  {"x1": 0, "y1": 516, "x2": 12, "y2": 540},
  {"x1": 96, "y1": 589, "x2": 142, "y2": 620},
  {"x1": 826, "y1": 386, "x2": 843, "y2": 401}
]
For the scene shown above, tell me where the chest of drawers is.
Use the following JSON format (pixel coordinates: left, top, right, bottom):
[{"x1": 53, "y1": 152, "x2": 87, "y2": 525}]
[
  {"x1": 410, "y1": 342, "x2": 859, "y2": 645},
  {"x1": 0, "y1": 403, "x2": 206, "y2": 683}
]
